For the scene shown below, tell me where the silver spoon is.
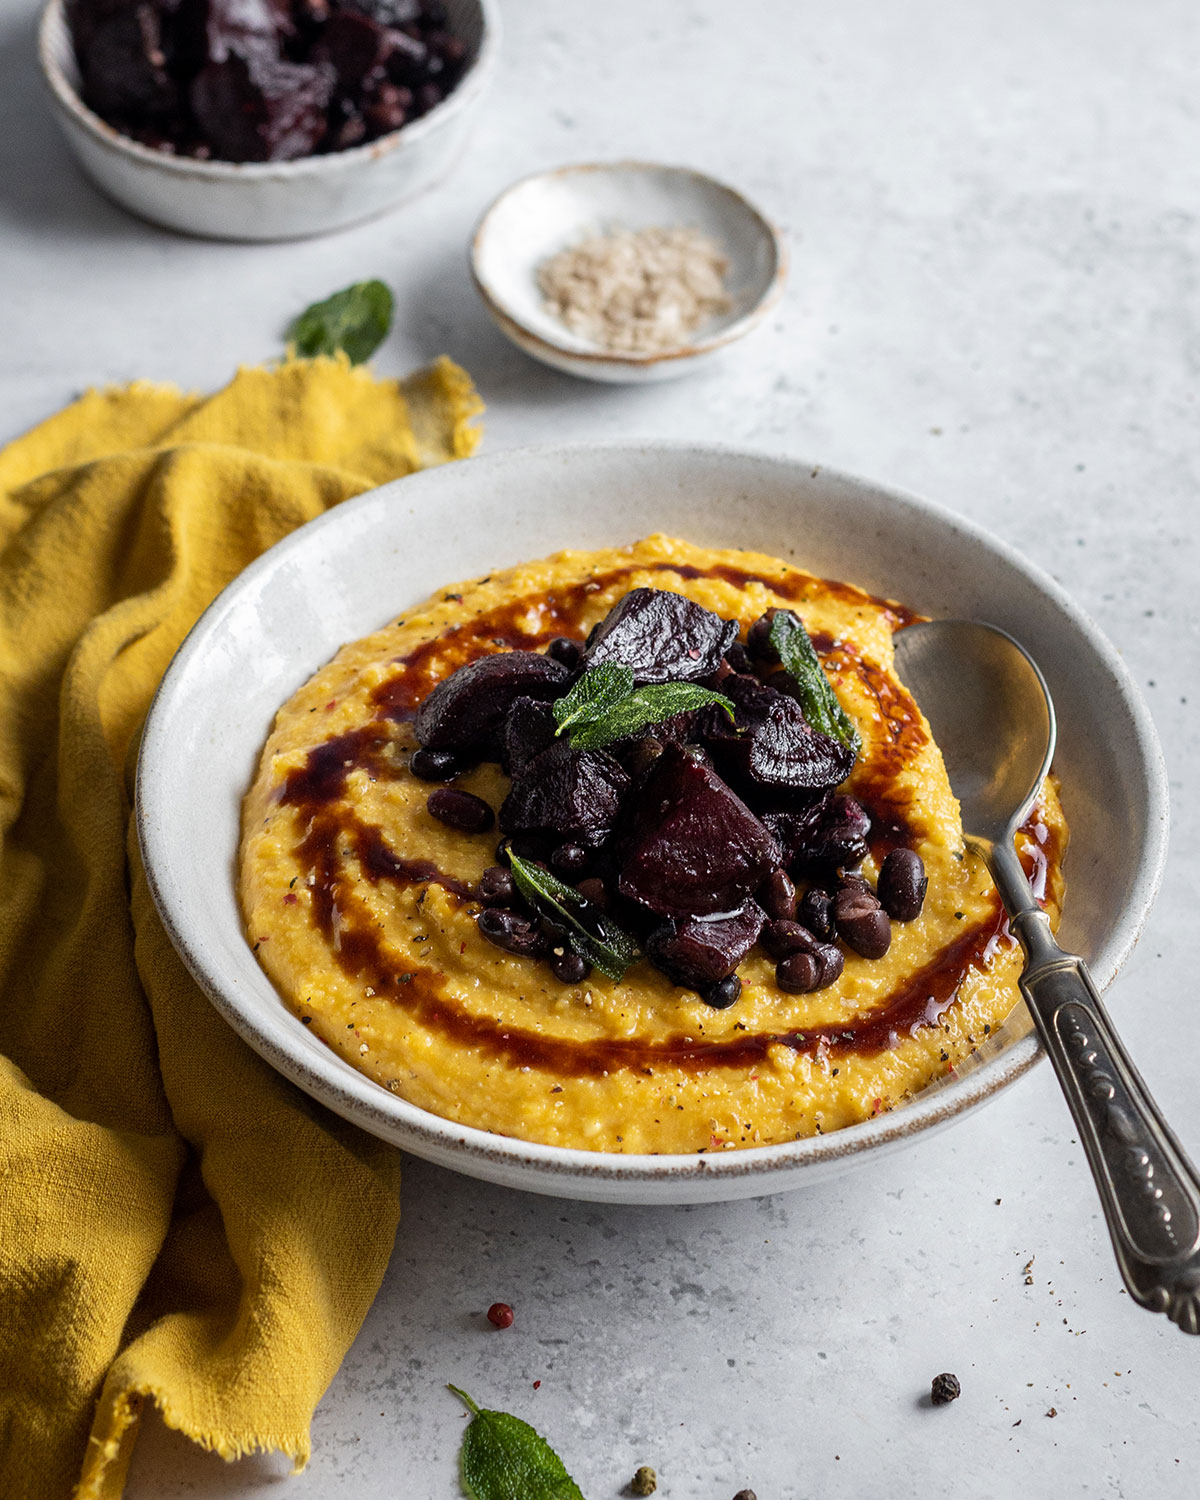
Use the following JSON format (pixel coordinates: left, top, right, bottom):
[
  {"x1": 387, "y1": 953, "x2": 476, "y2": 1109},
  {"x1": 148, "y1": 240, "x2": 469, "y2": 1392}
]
[{"x1": 892, "y1": 618, "x2": 1200, "y2": 1333}]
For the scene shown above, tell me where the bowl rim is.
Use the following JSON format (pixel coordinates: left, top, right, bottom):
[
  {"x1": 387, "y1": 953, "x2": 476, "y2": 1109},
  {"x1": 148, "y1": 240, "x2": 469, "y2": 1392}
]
[
  {"x1": 469, "y1": 160, "x2": 789, "y2": 369},
  {"x1": 136, "y1": 440, "x2": 1169, "y2": 1193},
  {"x1": 37, "y1": 0, "x2": 501, "y2": 180}
]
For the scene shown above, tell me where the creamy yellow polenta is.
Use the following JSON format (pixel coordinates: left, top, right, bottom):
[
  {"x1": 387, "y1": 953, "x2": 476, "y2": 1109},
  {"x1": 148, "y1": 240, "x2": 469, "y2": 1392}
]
[{"x1": 240, "y1": 535, "x2": 1066, "y2": 1153}]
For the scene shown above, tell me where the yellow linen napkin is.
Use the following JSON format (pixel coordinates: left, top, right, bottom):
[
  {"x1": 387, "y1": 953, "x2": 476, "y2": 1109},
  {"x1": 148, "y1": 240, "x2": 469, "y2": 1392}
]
[{"x1": 0, "y1": 355, "x2": 483, "y2": 1500}]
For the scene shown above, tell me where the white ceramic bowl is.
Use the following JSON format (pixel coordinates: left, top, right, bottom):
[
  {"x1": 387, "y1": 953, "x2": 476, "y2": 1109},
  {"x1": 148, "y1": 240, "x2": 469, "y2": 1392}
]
[
  {"x1": 470, "y1": 162, "x2": 787, "y2": 382},
  {"x1": 137, "y1": 444, "x2": 1168, "y2": 1203},
  {"x1": 37, "y1": 0, "x2": 499, "y2": 241}
]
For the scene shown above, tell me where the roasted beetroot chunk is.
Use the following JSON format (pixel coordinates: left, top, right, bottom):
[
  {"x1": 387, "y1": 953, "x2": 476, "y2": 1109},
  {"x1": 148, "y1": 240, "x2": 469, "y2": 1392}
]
[
  {"x1": 645, "y1": 901, "x2": 765, "y2": 988},
  {"x1": 68, "y1": 0, "x2": 470, "y2": 160},
  {"x1": 499, "y1": 740, "x2": 630, "y2": 849},
  {"x1": 190, "y1": 49, "x2": 334, "y2": 161},
  {"x1": 414, "y1": 652, "x2": 570, "y2": 753},
  {"x1": 618, "y1": 745, "x2": 781, "y2": 918},
  {"x1": 340, "y1": 0, "x2": 422, "y2": 25},
  {"x1": 581, "y1": 588, "x2": 737, "y2": 685},
  {"x1": 310, "y1": 10, "x2": 392, "y2": 88},
  {"x1": 502, "y1": 696, "x2": 558, "y2": 776},
  {"x1": 705, "y1": 673, "x2": 855, "y2": 801},
  {"x1": 764, "y1": 793, "x2": 871, "y2": 871},
  {"x1": 69, "y1": 0, "x2": 180, "y2": 120},
  {"x1": 173, "y1": 0, "x2": 292, "y2": 74}
]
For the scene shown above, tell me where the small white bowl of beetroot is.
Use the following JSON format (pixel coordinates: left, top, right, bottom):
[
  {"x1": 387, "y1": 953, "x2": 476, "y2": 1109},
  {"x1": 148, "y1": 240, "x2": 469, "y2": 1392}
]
[{"x1": 38, "y1": 0, "x2": 499, "y2": 241}]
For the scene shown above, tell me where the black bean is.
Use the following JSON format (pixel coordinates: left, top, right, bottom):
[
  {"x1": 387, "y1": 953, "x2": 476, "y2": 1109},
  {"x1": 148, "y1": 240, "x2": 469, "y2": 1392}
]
[
  {"x1": 761, "y1": 919, "x2": 817, "y2": 961},
  {"x1": 575, "y1": 877, "x2": 609, "y2": 911},
  {"x1": 878, "y1": 848, "x2": 928, "y2": 921},
  {"x1": 834, "y1": 883, "x2": 892, "y2": 959},
  {"x1": 427, "y1": 787, "x2": 494, "y2": 834},
  {"x1": 477, "y1": 866, "x2": 517, "y2": 906},
  {"x1": 796, "y1": 886, "x2": 835, "y2": 940},
  {"x1": 549, "y1": 843, "x2": 589, "y2": 878},
  {"x1": 624, "y1": 735, "x2": 665, "y2": 779},
  {"x1": 550, "y1": 949, "x2": 590, "y2": 984},
  {"x1": 776, "y1": 951, "x2": 820, "y2": 993},
  {"x1": 703, "y1": 974, "x2": 742, "y2": 1009},
  {"x1": 476, "y1": 907, "x2": 548, "y2": 957},
  {"x1": 746, "y1": 610, "x2": 783, "y2": 663},
  {"x1": 773, "y1": 931, "x2": 843, "y2": 992},
  {"x1": 493, "y1": 833, "x2": 544, "y2": 866},
  {"x1": 546, "y1": 636, "x2": 582, "y2": 670},
  {"x1": 724, "y1": 641, "x2": 753, "y2": 675},
  {"x1": 410, "y1": 746, "x2": 463, "y2": 781},
  {"x1": 759, "y1": 868, "x2": 796, "y2": 922},
  {"x1": 815, "y1": 941, "x2": 844, "y2": 987}
]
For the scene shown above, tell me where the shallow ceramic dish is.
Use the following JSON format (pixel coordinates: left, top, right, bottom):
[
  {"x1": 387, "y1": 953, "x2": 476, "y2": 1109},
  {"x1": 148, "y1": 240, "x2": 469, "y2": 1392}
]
[
  {"x1": 470, "y1": 163, "x2": 786, "y2": 382},
  {"x1": 137, "y1": 444, "x2": 1168, "y2": 1203},
  {"x1": 37, "y1": 0, "x2": 498, "y2": 241}
]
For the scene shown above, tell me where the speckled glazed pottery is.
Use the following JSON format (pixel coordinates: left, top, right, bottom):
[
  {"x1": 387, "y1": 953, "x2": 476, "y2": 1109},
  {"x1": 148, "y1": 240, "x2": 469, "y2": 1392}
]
[
  {"x1": 38, "y1": 0, "x2": 499, "y2": 241},
  {"x1": 137, "y1": 444, "x2": 1167, "y2": 1203},
  {"x1": 471, "y1": 162, "x2": 786, "y2": 381}
]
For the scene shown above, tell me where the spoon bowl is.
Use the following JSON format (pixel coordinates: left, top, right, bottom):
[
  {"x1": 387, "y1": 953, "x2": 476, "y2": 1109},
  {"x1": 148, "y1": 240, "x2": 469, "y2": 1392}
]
[
  {"x1": 893, "y1": 616, "x2": 1200, "y2": 1334},
  {"x1": 893, "y1": 620, "x2": 1056, "y2": 846}
]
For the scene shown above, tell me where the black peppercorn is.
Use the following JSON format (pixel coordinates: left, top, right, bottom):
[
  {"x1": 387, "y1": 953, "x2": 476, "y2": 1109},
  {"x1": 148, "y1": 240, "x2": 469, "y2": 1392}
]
[{"x1": 931, "y1": 1371, "x2": 961, "y2": 1406}]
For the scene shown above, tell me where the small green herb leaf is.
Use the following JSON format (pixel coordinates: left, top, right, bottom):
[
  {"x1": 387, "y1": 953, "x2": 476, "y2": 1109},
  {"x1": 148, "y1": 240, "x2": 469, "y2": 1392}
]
[
  {"x1": 507, "y1": 852, "x2": 638, "y2": 981},
  {"x1": 768, "y1": 611, "x2": 862, "y2": 756},
  {"x1": 449, "y1": 1386, "x2": 586, "y2": 1500},
  {"x1": 569, "y1": 680, "x2": 735, "y2": 750},
  {"x1": 288, "y1": 280, "x2": 394, "y2": 364},
  {"x1": 552, "y1": 663, "x2": 634, "y2": 739}
]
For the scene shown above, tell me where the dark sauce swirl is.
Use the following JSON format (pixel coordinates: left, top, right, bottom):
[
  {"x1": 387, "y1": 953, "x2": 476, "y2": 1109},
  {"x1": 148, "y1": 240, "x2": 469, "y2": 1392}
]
[{"x1": 273, "y1": 556, "x2": 1058, "y2": 1079}]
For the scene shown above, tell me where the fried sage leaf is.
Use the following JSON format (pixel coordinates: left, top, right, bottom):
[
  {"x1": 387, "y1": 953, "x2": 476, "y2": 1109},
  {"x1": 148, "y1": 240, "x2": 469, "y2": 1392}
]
[
  {"x1": 449, "y1": 1385, "x2": 586, "y2": 1500},
  {"x1": 768, "y1": 610, "x2": 862, "y2": 757},
  {"x1": 570, "y1": 680, "x2": 735, "y2": 750},
  {"x1": 288, "y1": 279, "x2": 394, "y2": 364},
  {"x1": 552, "y1": 662, "x2": 634, "y2": 739},
  {"x1": 553, "y1": 665, "x2": 734, "y2": 752},
  {"x1": 507, "y1": 852, "x2": 638, "y2": 981}
]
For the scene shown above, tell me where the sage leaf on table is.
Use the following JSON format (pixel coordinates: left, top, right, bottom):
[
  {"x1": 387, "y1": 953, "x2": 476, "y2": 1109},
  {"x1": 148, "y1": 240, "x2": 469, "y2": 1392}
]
[
  {"x1": 768, "y1": 610, "x2": 862, "y2": 757},
  {"x1": 449, "y1": 1386, "x2": 586, "y2": 1500},
  {"x1": 507, "y1": 852, "x2": 638, "y2": 982},
  {"x1": 288, "y1": 280, "x2": 394, "y2": 364},
  {"x1": 553, "y1": 664, "x2": 735, "y2": 751}
]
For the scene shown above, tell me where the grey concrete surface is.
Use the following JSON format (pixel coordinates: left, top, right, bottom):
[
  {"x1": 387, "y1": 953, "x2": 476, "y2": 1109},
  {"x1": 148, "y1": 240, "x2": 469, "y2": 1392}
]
[{"x1": 2, "y1": 1, "x2": 1197, "y2": 1495}]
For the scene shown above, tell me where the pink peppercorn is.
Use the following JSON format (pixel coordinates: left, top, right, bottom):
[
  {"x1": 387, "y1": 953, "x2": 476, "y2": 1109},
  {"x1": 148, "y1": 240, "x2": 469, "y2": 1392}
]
[{"x1": 487, "y1": 1302, "x2": 514, "y2": 1329}]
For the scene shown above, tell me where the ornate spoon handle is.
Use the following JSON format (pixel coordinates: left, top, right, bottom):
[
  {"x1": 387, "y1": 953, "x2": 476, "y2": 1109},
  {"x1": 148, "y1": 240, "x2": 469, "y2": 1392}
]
[
  {"x1": 988, "y1": 840, "x2": 1200, "y2": 1332},
  {"x1": 1019, "y1": 941, "x2": 1200, "y2": 1330}
]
